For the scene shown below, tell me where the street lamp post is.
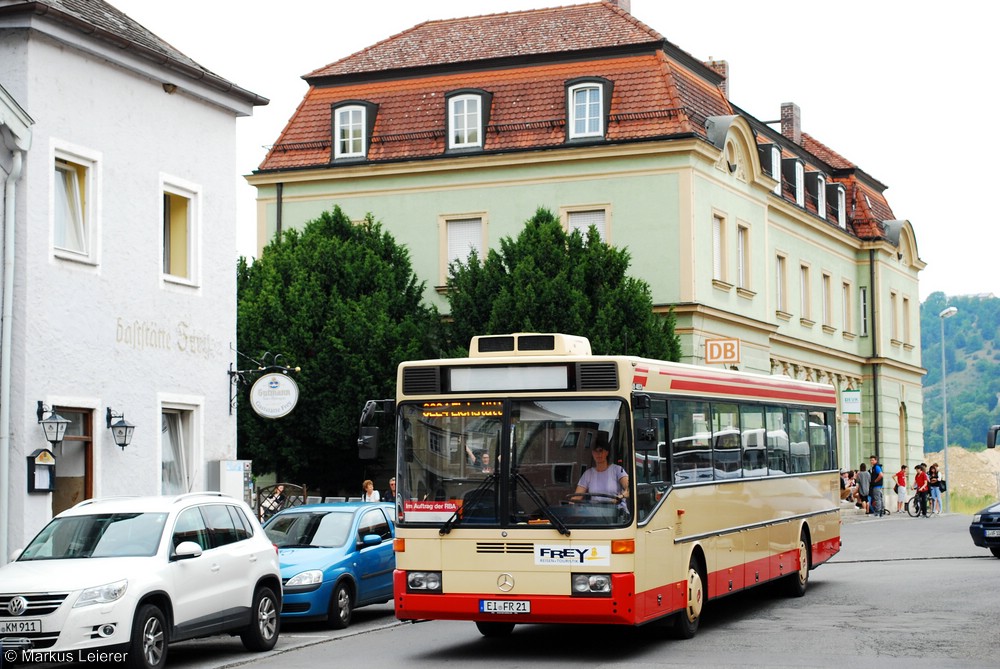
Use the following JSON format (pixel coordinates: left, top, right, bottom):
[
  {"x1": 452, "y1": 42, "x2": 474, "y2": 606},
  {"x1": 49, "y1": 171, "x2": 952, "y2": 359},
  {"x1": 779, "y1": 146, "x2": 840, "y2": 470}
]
[{"x1": 939, "y1": 306, "x2": 958, "y2": 513}]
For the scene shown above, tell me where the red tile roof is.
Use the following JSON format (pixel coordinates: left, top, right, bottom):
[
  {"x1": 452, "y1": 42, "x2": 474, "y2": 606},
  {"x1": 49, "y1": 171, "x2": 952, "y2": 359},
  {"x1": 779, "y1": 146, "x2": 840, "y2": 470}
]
[
  {"x1": 306, "y1": 2, "x2": 663, "y2": 79},
  {"x1": 262, "y1": 52, "x2": 731, "y2": 170}
]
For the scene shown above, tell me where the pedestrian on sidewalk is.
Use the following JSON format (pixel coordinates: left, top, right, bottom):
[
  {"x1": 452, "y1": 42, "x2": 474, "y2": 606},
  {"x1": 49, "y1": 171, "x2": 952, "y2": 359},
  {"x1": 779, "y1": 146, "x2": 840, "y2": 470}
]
[
  {"x1": 856, "y1": 463, "x2": 870, "y2": 514},
  {"x1": 914, "y1": 463, "x2": 930, "y2": 518},
  {"x1": 894, "y1": 464, "x2": 909, "y2": 512},
  {"x1": 869, "y1": 455, "x2": 885, "y2": 517}
]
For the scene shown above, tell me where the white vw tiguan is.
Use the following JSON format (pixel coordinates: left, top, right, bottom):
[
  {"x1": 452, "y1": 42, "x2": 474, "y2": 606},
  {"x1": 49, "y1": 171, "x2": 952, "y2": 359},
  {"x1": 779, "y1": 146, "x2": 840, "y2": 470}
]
[{"x1": 0, "y1": 493, "x2": 282, "y2": 669}]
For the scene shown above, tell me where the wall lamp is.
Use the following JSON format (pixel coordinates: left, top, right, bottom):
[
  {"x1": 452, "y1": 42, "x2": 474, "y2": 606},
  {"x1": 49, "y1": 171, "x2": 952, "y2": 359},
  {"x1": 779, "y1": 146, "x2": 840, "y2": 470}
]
[
  {"x1": 106, "y1": 407, "x2": 135, "y2": 450},
  {"x1": 36, "y1": 401, "x2": 70, "y2": 446}
]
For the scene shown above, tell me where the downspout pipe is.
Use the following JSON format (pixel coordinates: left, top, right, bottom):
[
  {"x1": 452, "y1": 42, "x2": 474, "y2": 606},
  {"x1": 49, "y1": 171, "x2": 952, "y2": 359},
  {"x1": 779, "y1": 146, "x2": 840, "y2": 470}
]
[
  {"x1": 1, "y1": 147, "x2": 25, "y2": 566},
  {"x1": 869, "y1": 249, "x2": 880, "y2": 460}
]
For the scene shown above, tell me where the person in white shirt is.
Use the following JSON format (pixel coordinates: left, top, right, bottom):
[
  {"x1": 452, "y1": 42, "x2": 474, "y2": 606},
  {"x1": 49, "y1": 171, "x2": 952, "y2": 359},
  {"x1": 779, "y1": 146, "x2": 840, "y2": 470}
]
[
  {"x1": 362, "y1": 479, "x2": 380, "y2": 502},
  {"x1": 574, "y1": 435, "x2": 629, "y2": 505}
]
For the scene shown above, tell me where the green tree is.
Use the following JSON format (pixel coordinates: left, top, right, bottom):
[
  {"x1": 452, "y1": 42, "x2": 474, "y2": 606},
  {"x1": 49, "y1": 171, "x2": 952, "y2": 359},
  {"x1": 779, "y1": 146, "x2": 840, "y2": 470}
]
[
  {"x1": 446, "y1": 207, "x2": 680, "y2": 360},
  {"x1": 236, "y1": 207, "x2": 439, "y2": 494}
]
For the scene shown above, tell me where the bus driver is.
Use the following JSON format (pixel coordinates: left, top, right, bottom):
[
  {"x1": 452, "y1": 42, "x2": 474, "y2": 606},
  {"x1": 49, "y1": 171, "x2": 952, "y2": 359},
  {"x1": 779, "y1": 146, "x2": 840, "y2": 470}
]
[{"x1": 574, "y1": 433, "x2": 629, "y2": 505}]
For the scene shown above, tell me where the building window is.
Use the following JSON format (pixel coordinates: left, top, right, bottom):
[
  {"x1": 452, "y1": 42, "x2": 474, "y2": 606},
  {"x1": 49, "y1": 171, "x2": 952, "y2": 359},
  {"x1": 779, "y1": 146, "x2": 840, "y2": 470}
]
[
  {"x1": 162, "y1": 176, "x2": 200, "y2": 284},
  {"x1": 799, "y1": 264, "x2": 811, "y2": 319},
  {"x1": 712, "y1": 214, "x2": 726, "y2": 282},
  {"x1": 827, "y1": 183, "x2": 846, "y2": 228},
  {"x1": 902, "y1": 296, "x2": 911, "y2": 344},
  {"x1": 771, "y1": 146, "x2": 781, "y2": 195},
  {"x1": 447, "y1": 91, "x2": 491, "y2": 150},
  {"x1": 795, "y1": 162, "x2": 805, "y2": 207},
  {"x1": 565, "y1": 78, "x2": 611, "y2": 140},
  {"x1": 450, "y1": 95, "x2": 480, "y2": 148},
  {"x1": 335, "y1": 105, "x2": 365, "y2": 158},
  {"x1": 822, "y1": 273, "x2": 832, "y2": 327},
  {"x1": 890, "y1": 291, "x2": 899, "y2": 341},
  {"x1": 859, "y1": 286, "x2": 869, "y2": 336},
  {"x1": 842, "y1": 281, "x2": 853, "y2": 333},
  {"x1": 53, "y1": 144, "x2": 100, "y2": 263},
  {"x1": 567, "y1": 209, "x2": 607, "y2": 241},
  {"x1": 737, "y1": 224, "x2": 750, "y2": 289},
  {"x1": 570, "y1": 84, "x2": 601, "y2": 137},
  {"x1": 776, "y1": 254, "x2": 787, "y2": 313},
  {"x1": 162, "y1": 408, "x2": 195, "y2": 495},
  {"x1": 441, "y1": 215, "x2": 486, "y2": 284}
]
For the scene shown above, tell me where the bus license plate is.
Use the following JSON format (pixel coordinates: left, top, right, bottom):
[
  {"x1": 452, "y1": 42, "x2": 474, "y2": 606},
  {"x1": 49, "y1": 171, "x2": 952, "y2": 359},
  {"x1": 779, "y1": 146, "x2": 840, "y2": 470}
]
[
  {"x1": 480, "y1": 599, "x2": 529, "y2": 614},
  {"x1": 0, "y1": 618, "x2": 40, "y2": 633},
  {"x1": 985, "y1": 529, "x2": 1000, "y2": 538}
]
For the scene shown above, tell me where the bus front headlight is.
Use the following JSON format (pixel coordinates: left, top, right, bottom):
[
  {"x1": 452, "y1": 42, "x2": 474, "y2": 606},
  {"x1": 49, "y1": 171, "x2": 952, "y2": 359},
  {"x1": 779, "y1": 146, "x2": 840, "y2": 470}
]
[
  {"x1": 571, "y1": 573, "x2": 611, "y2": 595},
  {"x1": 406, "y1": 571, "x2": 442, "y2": 593}
]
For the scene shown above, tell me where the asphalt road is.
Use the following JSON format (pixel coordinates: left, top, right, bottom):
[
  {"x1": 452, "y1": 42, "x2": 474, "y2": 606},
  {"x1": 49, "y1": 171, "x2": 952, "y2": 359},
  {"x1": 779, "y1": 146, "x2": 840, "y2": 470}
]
[{"x1": 68, "y1": 509, "x2": 1000, "y2": 669}]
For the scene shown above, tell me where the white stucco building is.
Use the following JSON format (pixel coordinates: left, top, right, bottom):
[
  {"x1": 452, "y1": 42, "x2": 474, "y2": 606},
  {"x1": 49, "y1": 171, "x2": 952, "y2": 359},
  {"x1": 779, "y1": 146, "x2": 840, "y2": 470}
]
[{"x1": 0, "y1": 0, "x2": 266, "y2": 562}]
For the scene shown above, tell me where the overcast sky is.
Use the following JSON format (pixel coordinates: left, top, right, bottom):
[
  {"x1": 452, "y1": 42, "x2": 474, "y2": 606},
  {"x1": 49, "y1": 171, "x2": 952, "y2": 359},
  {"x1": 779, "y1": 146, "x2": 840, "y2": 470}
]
[{"x1": 111, "y1": 0, "x2": 998, "y2": 303}]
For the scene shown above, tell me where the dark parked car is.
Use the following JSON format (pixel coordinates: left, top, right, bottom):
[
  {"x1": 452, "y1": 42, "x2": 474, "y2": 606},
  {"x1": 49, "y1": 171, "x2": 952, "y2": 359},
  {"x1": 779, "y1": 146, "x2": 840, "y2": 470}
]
[
  {"x1": 969, "y1": 501, "x2": 1000, "y2": 558},
  {"x1": 263, "y1": 502, "x2": 395, "y2": 628}
]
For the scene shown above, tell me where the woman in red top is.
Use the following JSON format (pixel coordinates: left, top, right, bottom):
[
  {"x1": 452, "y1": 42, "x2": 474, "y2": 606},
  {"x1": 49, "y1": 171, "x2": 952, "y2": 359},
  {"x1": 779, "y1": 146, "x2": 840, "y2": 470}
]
[
  {"x1": 914, "y1": 463, "x2": 930, "y2": 518},
  {"x1": 894, "y1": 464, "x2": 908, "y2": 512}
]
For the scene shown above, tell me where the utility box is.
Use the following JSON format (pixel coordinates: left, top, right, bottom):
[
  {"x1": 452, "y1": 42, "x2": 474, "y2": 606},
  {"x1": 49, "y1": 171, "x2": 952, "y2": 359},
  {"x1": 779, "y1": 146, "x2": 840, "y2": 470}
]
[{"x1": 208, "y1": 460, "x2": 254, "y2": 506}]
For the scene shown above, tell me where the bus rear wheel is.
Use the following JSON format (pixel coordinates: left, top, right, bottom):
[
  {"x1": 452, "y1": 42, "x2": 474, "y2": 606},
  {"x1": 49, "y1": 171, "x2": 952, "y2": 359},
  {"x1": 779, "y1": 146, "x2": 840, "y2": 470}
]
[
  {"x1": 672, "y1": 555, "x2": 704, "y2": 639},
  {"x1": 475, "y1": 621, "x2": 514, "y2": 637},
  {"x1": 785, "y1": 530, "x2": 811, "y2": 597}
]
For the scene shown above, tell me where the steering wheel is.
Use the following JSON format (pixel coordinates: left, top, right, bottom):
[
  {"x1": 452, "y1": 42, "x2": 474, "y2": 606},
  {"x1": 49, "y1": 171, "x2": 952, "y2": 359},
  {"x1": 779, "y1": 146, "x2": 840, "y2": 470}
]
[{"x1": 564, "y1": 492, "x2": 621, "y2": 504}]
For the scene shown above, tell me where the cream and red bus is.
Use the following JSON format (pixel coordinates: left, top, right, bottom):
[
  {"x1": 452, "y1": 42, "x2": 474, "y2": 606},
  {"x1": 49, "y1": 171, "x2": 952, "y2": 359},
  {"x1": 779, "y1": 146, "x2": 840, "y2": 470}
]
[{"x1": 359, "y1": 333, "x2": 841, "y2": 637}]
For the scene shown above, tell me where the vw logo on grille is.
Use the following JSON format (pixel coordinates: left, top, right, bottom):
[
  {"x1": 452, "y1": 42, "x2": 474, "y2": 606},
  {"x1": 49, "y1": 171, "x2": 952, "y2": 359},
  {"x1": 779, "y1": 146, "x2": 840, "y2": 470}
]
[
  {"x1": 7, "y1": 596, "x2": 28, "y2": 616},
  {"x1": 496, "y1": 573, "x2": 514, "y2": 592}
]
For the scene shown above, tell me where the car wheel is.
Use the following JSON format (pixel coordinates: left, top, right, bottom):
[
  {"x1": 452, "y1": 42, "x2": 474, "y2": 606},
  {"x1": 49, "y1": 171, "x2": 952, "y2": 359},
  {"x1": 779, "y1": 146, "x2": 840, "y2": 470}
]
[
  {"x1": 240, "y1": 586, "x2": 280, "y2": 651},
  {"x1": 475, "y1": 621, "x2": 514, "y2": 637},
  {"x1": 327, "y1": 581, "x2": 354, "y2": 629},
  {"x1": 125, "y1": 604, "x2": 168, "y2": 669},
  {"x1": 672, "y1": 554, "x2": 704, "y2": 639},
  {"x1": 991, "y1": 547, "x2": 1000, "y2": 559}
]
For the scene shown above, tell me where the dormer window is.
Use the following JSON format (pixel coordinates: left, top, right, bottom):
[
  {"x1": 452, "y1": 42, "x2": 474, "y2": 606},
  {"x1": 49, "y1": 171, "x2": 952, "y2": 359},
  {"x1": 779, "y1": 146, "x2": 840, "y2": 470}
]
[
  {"x1": 758, "y1": 144, "x2": 783, "y2": 195},
  {"x1": 446, "y1": 89, "x2": 492, "y2": 151},
  {"x1": 805, "y1": 172, "x2": 826, "y2": 218},
  {"x1": 566, "y1": 78, "x2": 612, "y2": 141},
  {"x1": 781, "y1": 157, "x2": 805, "y2": 207},
  {"x1": 826, "y1": 182, "x2": 847, "y2": 228},
  {"x1": 332, "y1": 101, "x2": 378, "y2": 160}
]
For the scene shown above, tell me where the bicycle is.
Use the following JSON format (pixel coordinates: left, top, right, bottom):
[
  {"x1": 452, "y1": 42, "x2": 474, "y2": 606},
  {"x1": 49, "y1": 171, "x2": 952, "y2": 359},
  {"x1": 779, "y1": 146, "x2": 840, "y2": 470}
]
[{"x1": 906, "y1": 494, "x2": 939, "y2": 517}]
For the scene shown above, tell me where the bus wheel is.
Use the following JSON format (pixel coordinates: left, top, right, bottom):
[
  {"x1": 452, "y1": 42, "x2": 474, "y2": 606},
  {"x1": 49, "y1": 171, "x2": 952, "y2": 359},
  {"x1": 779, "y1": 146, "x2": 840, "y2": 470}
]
[
  {"x1": 475, "y1": 621, "x2": 514, "y2": 637},
  {"x1": 672, "y1": 556, "x2": 704, "y2": 639},
  {"x1": 785, "y1": 530, "x2": 811, "y2": 597}
]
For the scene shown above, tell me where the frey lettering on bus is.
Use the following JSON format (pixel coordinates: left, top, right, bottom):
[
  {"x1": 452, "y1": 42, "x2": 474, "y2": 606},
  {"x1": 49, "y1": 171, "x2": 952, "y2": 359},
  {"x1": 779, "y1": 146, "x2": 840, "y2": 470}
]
[{"x1": 535, "y1": 545, "x2": 610, "y2": 566}]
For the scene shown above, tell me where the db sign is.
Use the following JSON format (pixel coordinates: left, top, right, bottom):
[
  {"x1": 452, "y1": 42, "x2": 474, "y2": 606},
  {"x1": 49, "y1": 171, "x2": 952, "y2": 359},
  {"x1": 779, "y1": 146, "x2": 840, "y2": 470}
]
[{"x1": 705, "y1": 338, "x2": 741, "y2": 365}]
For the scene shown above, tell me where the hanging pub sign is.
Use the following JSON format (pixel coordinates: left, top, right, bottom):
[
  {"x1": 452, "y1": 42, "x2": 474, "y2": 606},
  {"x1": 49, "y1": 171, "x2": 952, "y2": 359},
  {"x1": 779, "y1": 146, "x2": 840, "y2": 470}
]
[{"x1": 250, "y1": 372, "x2": 300, "y2": 419}]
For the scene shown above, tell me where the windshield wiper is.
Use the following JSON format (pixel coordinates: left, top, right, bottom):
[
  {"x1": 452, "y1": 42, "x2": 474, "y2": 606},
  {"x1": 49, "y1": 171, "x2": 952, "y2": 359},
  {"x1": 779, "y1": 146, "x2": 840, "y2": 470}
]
[
  {"x1": 439, "y1": 472, "x2": 498, "y2": 535},
  {"x1": 512, "y1": 471, "x2": 570, "y2": 536}
]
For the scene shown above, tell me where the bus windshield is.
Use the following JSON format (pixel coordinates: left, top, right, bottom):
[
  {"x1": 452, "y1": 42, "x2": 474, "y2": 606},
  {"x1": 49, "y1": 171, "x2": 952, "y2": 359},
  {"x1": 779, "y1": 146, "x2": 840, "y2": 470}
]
[{"x1": 397, "y1": 398, "x2": 632, "y2": 529}]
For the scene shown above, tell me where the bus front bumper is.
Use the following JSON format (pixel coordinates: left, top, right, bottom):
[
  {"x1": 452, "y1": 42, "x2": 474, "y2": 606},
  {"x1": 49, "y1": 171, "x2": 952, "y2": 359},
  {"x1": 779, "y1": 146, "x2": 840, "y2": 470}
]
[{"x1": 393, "y1": 571, "x2": 636, "y2": 625}]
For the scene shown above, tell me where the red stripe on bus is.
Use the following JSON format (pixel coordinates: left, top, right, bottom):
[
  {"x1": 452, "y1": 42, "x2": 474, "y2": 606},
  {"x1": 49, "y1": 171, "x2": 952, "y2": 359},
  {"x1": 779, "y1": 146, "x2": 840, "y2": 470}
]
[
  {"x1": 657, "y1": 368, "x2": 837, "y2": 402},
  {"x1": 669, "y1": 379, "x2": 837, "y2": 405}
]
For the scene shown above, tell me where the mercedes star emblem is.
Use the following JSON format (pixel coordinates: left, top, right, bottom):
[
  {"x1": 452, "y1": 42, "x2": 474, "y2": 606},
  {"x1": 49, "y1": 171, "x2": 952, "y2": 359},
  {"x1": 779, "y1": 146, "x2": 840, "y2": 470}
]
[{"x1": 496, "y1": 573, "x2": 514, "y2": 592}]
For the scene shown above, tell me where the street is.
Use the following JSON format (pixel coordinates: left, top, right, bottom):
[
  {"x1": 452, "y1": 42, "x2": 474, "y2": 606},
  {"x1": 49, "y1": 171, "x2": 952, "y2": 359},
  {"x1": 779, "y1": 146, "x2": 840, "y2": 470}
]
[{"x1": 91, "y1": 511, "x2": 1000, "y2": 668}]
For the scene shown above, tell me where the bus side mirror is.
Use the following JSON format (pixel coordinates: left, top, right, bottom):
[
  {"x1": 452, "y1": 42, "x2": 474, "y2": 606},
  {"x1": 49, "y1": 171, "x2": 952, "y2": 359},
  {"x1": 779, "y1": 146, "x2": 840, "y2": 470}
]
[
  {"x1": 634, "y1": 418, "x2": 657, "y2": 452},
  {"x1": 988, "y1": 425, "x2": 999, "y2": 449},
  {"x1": 358, "y1": 426, "x2": 379, "y2": 460}
]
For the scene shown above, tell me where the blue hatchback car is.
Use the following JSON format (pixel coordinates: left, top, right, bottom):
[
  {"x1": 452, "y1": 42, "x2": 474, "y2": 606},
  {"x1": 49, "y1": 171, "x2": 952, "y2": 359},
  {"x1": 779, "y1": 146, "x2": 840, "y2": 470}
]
[{"x1": 263, "y1": 502, "x2": 395, "y2": 628}]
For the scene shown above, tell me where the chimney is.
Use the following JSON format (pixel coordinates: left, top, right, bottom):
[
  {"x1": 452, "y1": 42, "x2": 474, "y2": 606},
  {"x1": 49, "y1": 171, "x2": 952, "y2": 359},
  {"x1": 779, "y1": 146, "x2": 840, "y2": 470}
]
[
  {"x1": 705, "y1": 59, "x2": 728, "y2": 98},
  {"x1": 781, "y1": 102, "x2": 801, "y2": 144},
  {"x1": 606, "y1": 0, "x2": 631, "y2": 12}
]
